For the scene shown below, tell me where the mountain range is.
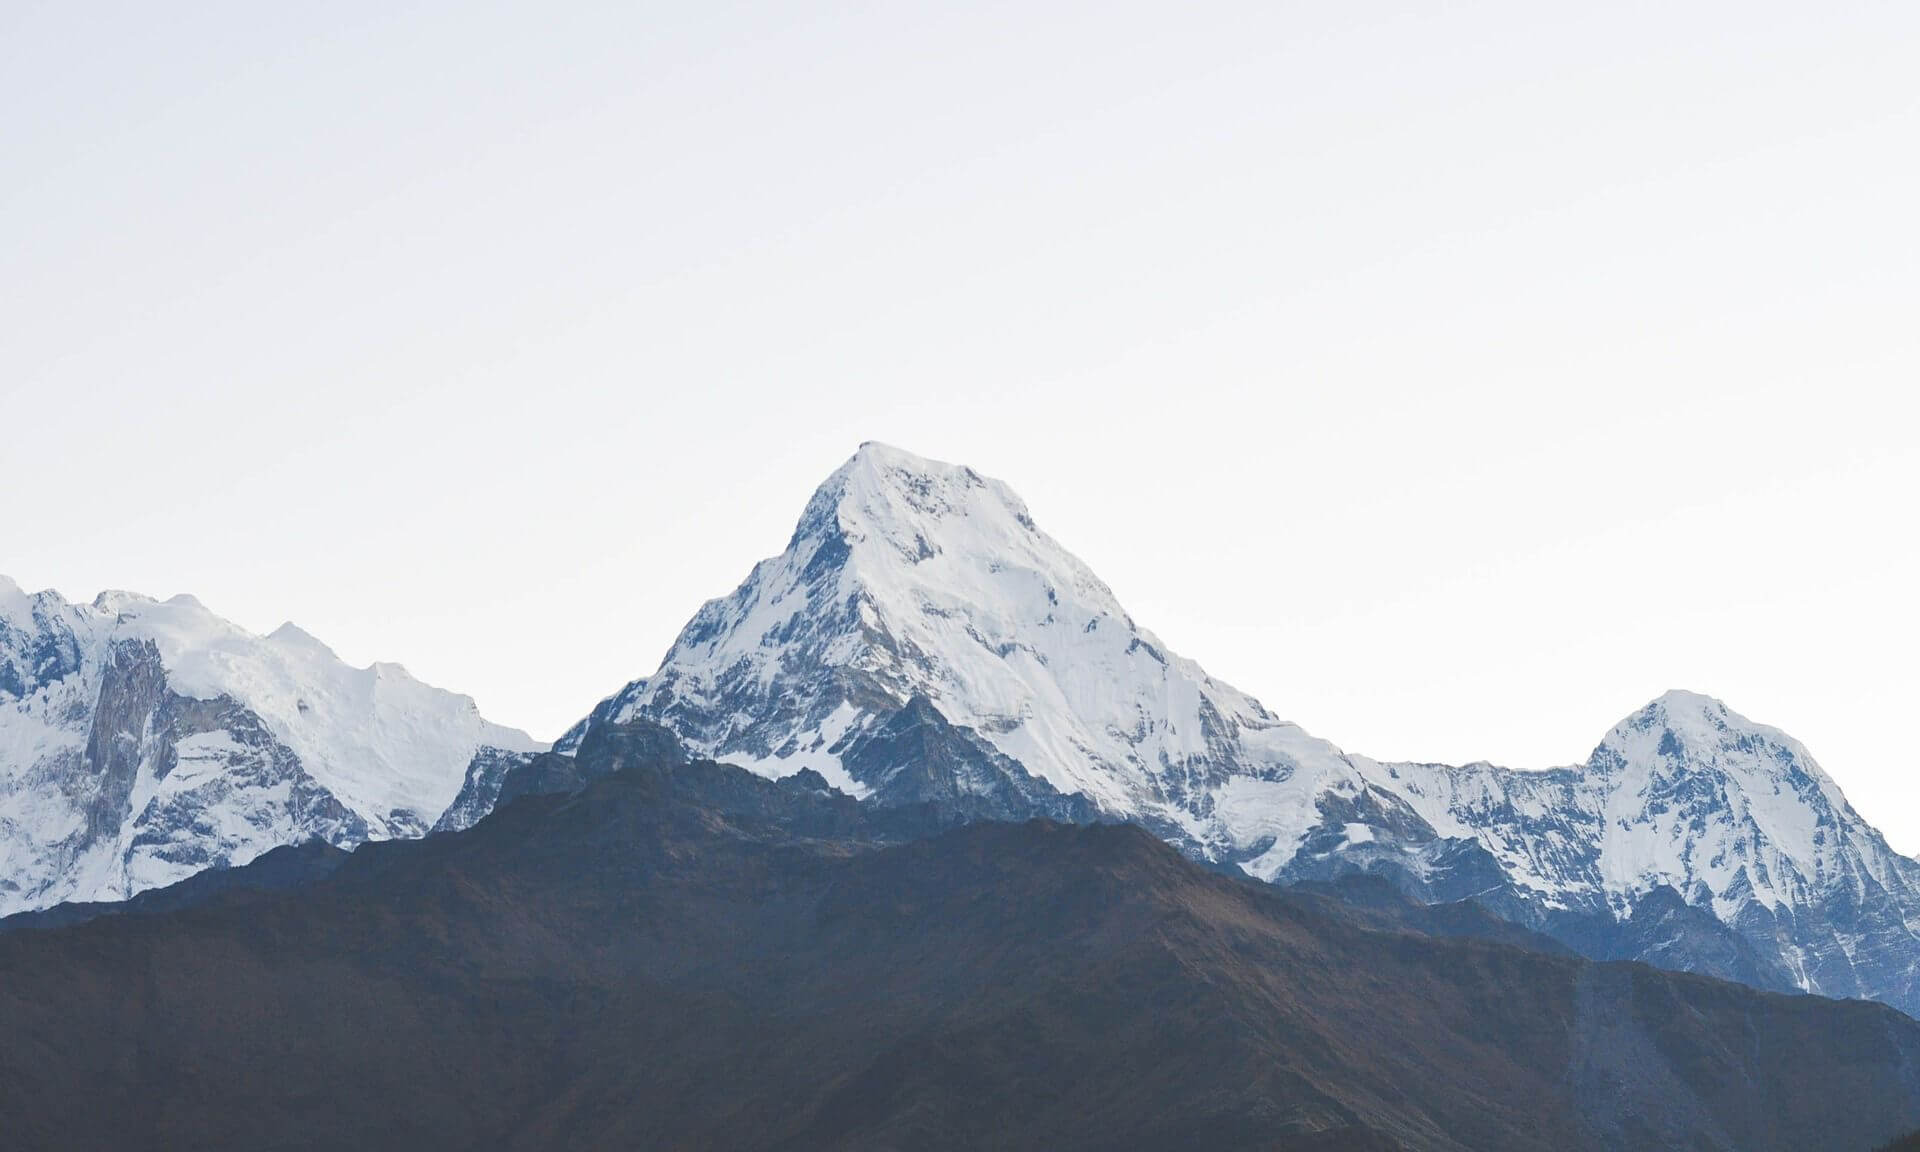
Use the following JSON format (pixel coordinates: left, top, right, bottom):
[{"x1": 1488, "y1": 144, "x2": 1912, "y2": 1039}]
[
  {"x1": 6, "y1": 442, "x2": 1919, "y2": 1024},
  {"x1": 6, "y1": 725, "x2": 1920, "y2": 1151}
]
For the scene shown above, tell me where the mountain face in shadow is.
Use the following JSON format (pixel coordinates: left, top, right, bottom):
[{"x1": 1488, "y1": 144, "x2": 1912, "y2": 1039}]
[{"x1": 4, "y1": 724, "x2": 1920, "y2": 1152}]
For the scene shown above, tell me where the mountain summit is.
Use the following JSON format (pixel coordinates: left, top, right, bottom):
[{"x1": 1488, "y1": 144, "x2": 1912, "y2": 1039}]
[
  {"x1": 536, "y1": 444, "x2": 1920, "y2": 1016},
  {"x1": 556, "y1": 441, "x2": 1367, "y2": 848}
]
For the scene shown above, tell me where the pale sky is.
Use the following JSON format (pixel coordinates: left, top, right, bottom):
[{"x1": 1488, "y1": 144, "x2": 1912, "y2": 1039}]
[{"x1": 5, "y1": 4, "x2": 1917, "y2": 846}]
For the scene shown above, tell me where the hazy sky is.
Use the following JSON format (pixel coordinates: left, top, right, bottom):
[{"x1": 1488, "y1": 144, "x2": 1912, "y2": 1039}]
[{"x1": 5, "y1": 4, "x2": 1917, "y2": 845}]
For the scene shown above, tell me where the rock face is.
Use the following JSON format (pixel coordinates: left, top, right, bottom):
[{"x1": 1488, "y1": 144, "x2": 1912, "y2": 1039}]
[
  {"x1": 537, "y1": 444, "x2": 1920, "y2": 1016},
  {"x1": 431, "y1": 746, "x2": 541, "y2": 835},
  {"x1": 435, "y1": 719, "x2": 687, "y2": 834},
  {"x1": 0, "y1": 577, "x2": 542, "y2": 916}
]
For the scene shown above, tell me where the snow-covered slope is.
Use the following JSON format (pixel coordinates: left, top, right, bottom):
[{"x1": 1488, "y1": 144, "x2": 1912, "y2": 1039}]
[
  {"x1": 0, "y1": 577, "x2": 542, "y2": 915},
  {"x1": 556, "y1": 443, "x2": 1920, "y2": 1015}
]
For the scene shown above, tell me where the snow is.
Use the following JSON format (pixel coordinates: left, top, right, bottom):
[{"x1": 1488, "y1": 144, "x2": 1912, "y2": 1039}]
[
  {"x1": 718, "y1": 701, "x2": 872, "y2": 798},
  {"x1": 1211, "y1": 775, "x2": 1330, "y2": 880}
]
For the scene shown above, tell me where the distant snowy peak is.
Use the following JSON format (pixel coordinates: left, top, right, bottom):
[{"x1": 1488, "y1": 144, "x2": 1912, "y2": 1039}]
[
  {"x1": 1363, "y1": 688, "x2": 1920, "y2": 1011},
  {"x1": 1375, "y1": 689, "x2": 1901, "y2": 906},
  {"x1": 0, "y1": 578, "x2": 542, "y2": 916},
  {"x1": 1586, "y1": 689, "x2": 1902, "y2": 911}
]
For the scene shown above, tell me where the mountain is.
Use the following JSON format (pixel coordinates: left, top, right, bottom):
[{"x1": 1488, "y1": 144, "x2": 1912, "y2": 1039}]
[
  {"x1": 556, "y1": 441, "x2": 1367, "y2": 842},
  {"x1": 529, "y1": 443, "x2": 1920, "y2": 1015},
  {"x1": 5, "y1": 727, "x2": 1920, "y2": 1151},
  {"x1": 1360, "y1": 690, "x2": 1920, "y2": 1008},
  {"x1": 0, "y1": 576, "x2": 542, "y2": 916}
]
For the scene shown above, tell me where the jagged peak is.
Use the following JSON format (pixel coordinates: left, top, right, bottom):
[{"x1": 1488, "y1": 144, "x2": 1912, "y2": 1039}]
[{"x1": 778, "y1": 444, "x2": 1119, "y2": 623}]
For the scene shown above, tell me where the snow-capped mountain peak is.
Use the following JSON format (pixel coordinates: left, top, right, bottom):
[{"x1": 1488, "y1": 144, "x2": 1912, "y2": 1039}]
[
  {"x1": 1593, "y1": 687, "x2": 1845, "y2": 800},
  {"x1": 1585, "y1": 688, "x2": 1880, "y2": 917},
  {"x1": 0, "y1": 578, "x2": 542, "y2": 916},
  {"x1": 810, "y1": 441, "x2": 1117, "y2": 608},
  {"x1": 599, "y1": 443, "x2": 1353, "y2": 834}
]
